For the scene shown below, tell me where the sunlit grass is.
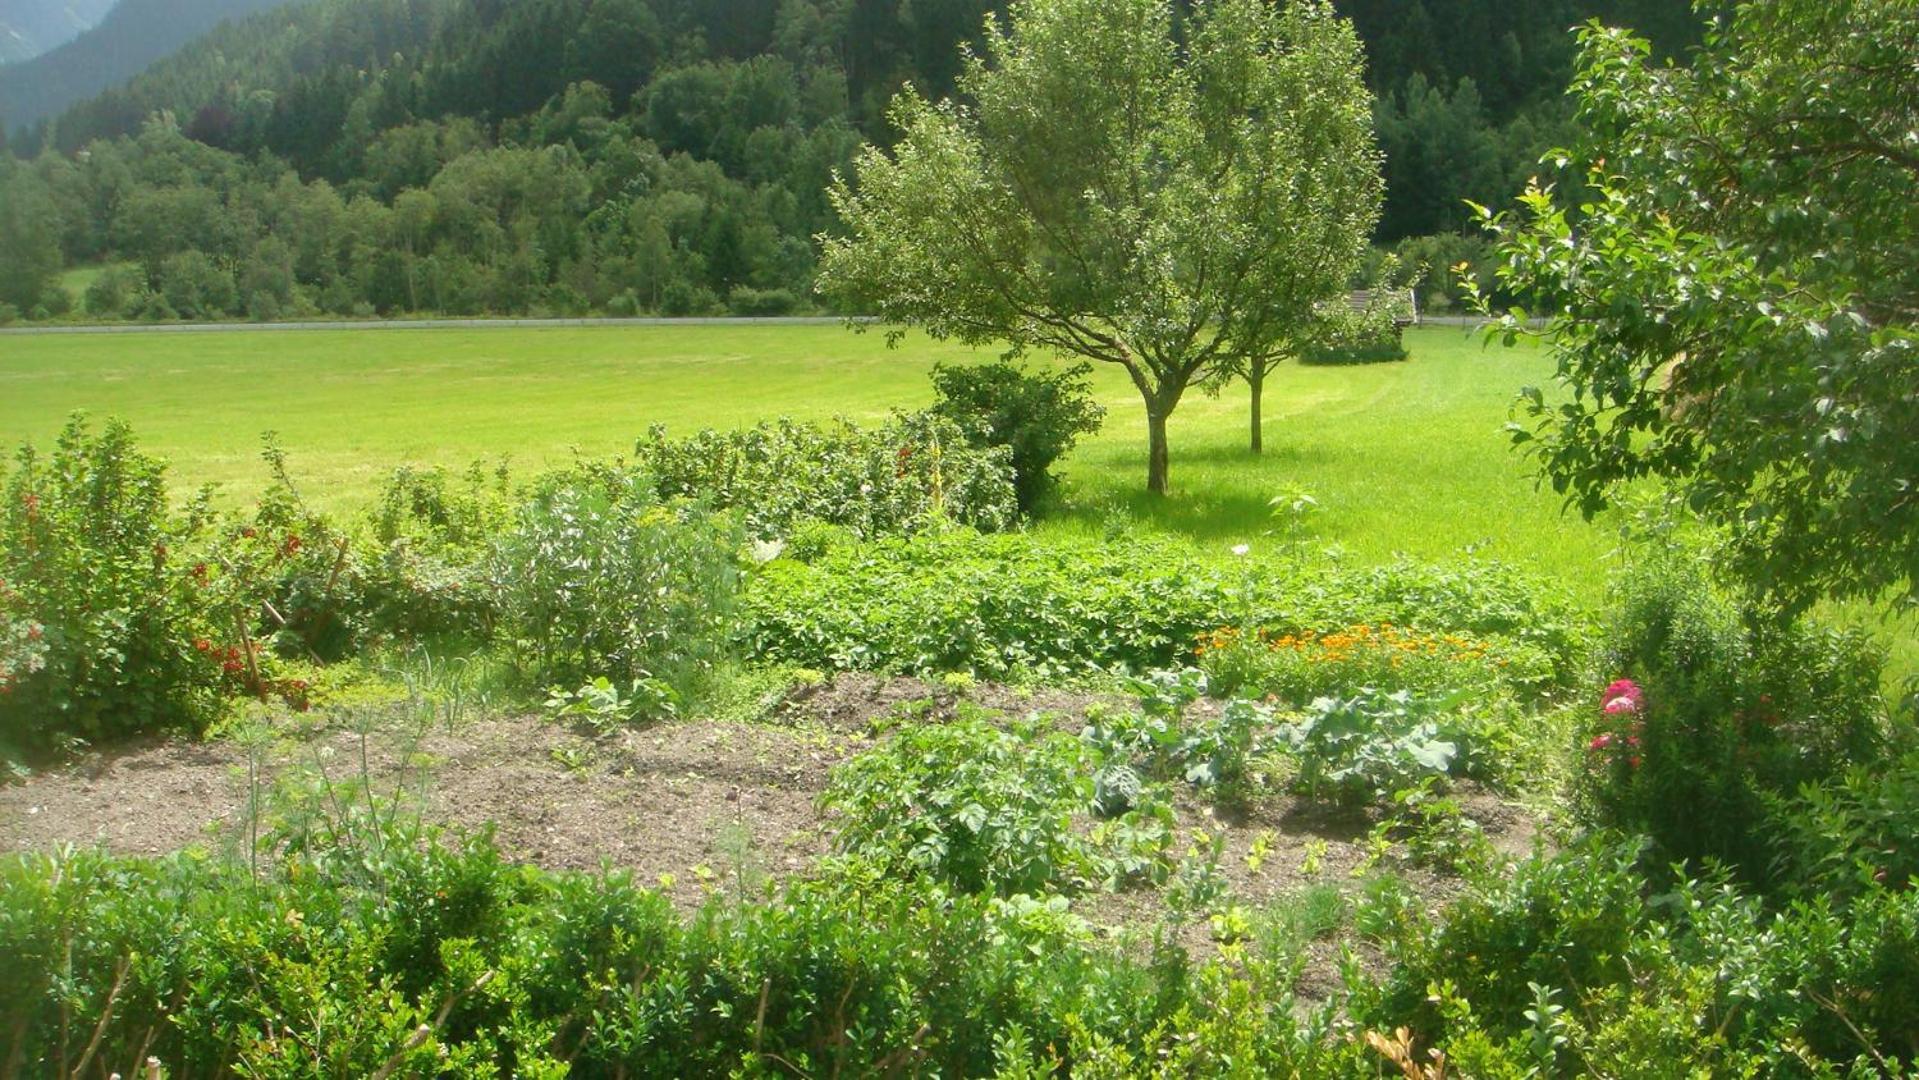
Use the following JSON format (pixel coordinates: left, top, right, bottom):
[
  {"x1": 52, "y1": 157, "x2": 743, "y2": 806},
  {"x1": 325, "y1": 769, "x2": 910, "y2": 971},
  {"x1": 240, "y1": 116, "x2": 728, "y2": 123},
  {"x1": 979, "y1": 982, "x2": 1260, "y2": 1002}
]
[{"x1": 2, "y1": 321, "x2": 1909, "y2": 675}]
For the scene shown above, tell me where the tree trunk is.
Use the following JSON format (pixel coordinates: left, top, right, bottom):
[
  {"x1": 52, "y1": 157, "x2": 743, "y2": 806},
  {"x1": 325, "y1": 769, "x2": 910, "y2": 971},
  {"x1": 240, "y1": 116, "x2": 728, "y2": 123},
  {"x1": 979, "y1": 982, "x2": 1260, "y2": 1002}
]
[
  {"x1": 1147, "y1": 408, "x2": 1170, "y2": 495},
  {"x1": 1248, "y1": 363, "x2": 1264, "y2": 454}
]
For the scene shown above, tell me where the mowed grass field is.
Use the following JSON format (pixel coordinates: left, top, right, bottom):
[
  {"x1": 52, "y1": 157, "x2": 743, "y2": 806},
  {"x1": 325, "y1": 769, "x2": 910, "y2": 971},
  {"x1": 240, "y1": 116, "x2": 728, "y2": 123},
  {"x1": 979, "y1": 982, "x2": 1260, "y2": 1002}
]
[
  {"x1": 0, "y1": 322, "x2": 1619, "y2": 586},
  {"x1": 4, "y1": 321, "x2": 1912, "y2": 670}
]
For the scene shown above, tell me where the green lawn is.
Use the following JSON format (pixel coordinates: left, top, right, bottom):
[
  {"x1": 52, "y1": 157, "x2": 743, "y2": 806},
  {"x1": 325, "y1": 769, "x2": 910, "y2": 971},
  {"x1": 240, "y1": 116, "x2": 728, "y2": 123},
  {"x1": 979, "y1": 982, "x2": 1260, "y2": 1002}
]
[
  {"x1": 1, "y1": 324, "x2": 1615, "y2": 579},
  {"x1": 2, "y1": 321, "x2": 1910, "y2": 671}
]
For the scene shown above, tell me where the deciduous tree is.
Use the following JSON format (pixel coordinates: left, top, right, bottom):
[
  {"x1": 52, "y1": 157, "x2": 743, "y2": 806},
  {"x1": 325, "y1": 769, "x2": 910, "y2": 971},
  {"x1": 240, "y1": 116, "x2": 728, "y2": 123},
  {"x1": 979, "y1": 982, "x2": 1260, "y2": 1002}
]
[
  {"x1": 817, "y1": 0, "x2": 1381, "y2": 494},
  {"x1": 1475, "y1": 0, "x2": 1919, "y2": 614}
]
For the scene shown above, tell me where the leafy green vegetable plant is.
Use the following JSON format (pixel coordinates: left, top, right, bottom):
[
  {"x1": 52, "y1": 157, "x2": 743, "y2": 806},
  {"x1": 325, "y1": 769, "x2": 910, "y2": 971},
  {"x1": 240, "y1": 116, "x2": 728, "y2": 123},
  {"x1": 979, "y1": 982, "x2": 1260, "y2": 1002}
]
[{"x1": 1281, "y1": 688, "x2": 1465, "y2": 808}]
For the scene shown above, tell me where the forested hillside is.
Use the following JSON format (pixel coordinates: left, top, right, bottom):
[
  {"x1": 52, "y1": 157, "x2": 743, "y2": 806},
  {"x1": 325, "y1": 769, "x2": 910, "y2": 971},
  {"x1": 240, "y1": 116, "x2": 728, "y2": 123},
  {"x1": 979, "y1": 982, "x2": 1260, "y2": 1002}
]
[
  {"x1": 0, "y1": 0, "x2": 1705, "y2": 322},
  {"x1": 0, "y1": 0, "x2": 295, "y2": 131},
  {"x1": 0, "y1": 0, "x2": 116, "y2": 65}
]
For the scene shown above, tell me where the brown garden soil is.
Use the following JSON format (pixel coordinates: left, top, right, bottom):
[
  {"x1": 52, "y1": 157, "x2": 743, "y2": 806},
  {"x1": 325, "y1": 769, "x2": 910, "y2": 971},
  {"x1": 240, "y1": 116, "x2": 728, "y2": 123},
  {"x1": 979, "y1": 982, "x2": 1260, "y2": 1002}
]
[{"x1": 0, "y1": 673, "x2": 1547, "y2": 1001}]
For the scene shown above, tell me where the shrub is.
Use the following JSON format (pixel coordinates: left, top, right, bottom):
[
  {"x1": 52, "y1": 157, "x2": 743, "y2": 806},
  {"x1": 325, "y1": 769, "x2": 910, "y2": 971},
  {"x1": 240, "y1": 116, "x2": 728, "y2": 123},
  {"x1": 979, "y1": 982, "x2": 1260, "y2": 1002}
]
[
  {"x1": 634, "y1": 413, "x2": 1018, "y2": 540},
  {"x1": 1582, "y1": 551, "x2": 1888, "y2": 886},
  {"x1": 726, "y1": 285, "x2": 799, "y2": 315},
  {"x1": 1359, "y1": 836, "x2": 1658, "y2": 1067},
  {"x1": 0, "y1": 826, "x2": 1357, "y2": 1077},
  {"x1": 0, "y1": 418, "x2": 246, "y2": 754},
  {"x1": 82, "y1": 267, "x2": 139, "y2": 318},
  {"x1": 1768, "y1": 746, "x2": 1919, "y2": 904},
  {"x1": 821, "y1": 713, "x2": 1107, "y2": 896},
  {"x1": 929, "y1": 360, "x2": 1106, "y2": 512},
  {"x1": 1360, "y1": 835, "x2": 1919, "y2": 1076},
  {"x1": 1299, "y1": 334, "x2": 1409, "y2": 365},
  {"x1": 237, "y1": 438, "x2": 369, "y2": 664},
  {"x1": 1387, "y1": 231, "x2": 1497, "y2": 312},
  {"x1": 490, "y1": 466, "x2": 741, "y2": 707},
  {"x1": 158, "y1": 250, "x2": 237, "y2": 319},
  {"x1": 358, "y1": 462, "x2": 514, "y2": 643},
  {"x1": 1299, "y1": 299, "x2": 1410, "y2": 365}
]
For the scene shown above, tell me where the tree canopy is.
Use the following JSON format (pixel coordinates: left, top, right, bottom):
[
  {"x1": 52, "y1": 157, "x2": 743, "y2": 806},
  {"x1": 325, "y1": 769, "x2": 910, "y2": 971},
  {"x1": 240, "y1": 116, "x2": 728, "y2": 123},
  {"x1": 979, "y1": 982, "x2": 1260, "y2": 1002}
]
[
  {"x1": 1477, "y1": 0, "x2": 1919, "y2": 615},
  {"x1": 818, "y1": 0, "x2": 1381, "y2": 494},
  {"x1": 0, "y1": 0, "x2": 1711, "y2": 327}
]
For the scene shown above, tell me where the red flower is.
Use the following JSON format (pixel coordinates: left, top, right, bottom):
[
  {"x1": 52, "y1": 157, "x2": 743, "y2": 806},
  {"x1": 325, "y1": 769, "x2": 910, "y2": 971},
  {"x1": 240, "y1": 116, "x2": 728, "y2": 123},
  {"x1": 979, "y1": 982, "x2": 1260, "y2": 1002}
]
[
  {"x1": 1589, "y1": 733, "x2": 1614, "y2": 751},
  {"x1": 1602, "y1": 678, "x2": 1643, "y2": 708},
  {"x1": 193, "y1": 638, "x2": 211, "y2": 652}
]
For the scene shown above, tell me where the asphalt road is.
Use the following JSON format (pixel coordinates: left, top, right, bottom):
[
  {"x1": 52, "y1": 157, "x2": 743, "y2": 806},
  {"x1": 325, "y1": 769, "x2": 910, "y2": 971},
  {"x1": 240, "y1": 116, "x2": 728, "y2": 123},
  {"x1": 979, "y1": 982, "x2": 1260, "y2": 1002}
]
[
  {"x1": 0, "y1": 316, "x2": 870, "y2": 336},
  {"x1": 0, "y1": 314, "x2": 1514, "y2": 337}
]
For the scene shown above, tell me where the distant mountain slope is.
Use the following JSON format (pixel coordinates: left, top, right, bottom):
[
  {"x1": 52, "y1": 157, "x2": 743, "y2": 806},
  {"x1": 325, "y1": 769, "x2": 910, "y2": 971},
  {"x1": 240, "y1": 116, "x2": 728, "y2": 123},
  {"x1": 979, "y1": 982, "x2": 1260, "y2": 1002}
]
[
  {"x1": 0, "y1": 0, "x2": 117, "y2": 65},
  {"x1": 0, "y1": 0, "x2": 1709, "y2": 326},
  {"x1": 0, "y1": 0, "x2": 295, "y2": 132}
]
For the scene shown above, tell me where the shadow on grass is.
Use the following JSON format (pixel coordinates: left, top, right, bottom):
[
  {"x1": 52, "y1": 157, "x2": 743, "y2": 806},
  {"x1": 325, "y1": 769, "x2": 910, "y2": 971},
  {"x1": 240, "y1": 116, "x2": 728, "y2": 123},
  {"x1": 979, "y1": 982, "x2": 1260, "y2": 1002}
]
[
  {"x1": 1164, "y1": 439, "x2": 1325, "y2": 468},
  {"x1": 1045, "y1": 486, "x2": 1283, "y2": 544}
]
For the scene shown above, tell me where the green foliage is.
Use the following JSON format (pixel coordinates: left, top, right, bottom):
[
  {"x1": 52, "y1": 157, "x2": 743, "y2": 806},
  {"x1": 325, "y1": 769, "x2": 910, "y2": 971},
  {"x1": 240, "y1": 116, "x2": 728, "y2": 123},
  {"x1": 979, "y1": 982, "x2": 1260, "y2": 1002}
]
[
  {"x1": 746, "y1": 529, "x2": 1592, "y2": 685},
  {"x1": 745, "y1": 530, "x2": 1227, "y2": 680},
  {"x1": 359, "y1": 461, "x2": 514, "y2": 644},
  {"x1": 0, "y1": 820, "x2": 1379, "y2": 1077},
  {"x1": 1280, "y1": 688, "x2": 1467, "y2": 808},
  {"x1": 0, "y1": 163, "x2": 63, "y2": 312},
  {"x1": 819, "y1": 0, "x2": 1382, "y2": 493},
  {"x1": 1582, "y1": 549, "x2": 1888, "y2": 886},
  {"x1": 1475, "y1": 0, "x2": 1919, "y2": 616},
  {"x1": 81, "y1": 264, "x2": 144, "y2": 318},
  {"x1": 0, "y1": 417, "x2": 238, "y2": 754},
  {"x1": 1082, "y1": 670, "x2": 1272, "y2": 811},
  {"x1": 1196, "y1": 621, "x2": 1554, "y2": 705},
  {"x1": 1298, "y1": 329, "x2": 1409, "y2": 367},
  {"x1": 929, "y1": 360, "x2": 1107, "y2": 512},
  {"x1": 1361, "y1": 834, "x2": 1919, "y2": 1076},
  {"x1": 821, "y1": 714, "x2": 1108, "y2": 897},
  {"x1": 633, "y1": 413, "x2": 1017, "y2": 541},
  {"x1": 490, "y1": 468, "x2": 741, "y2": 704},
  {"x1": 1372, "y1": 231, "x2": 1498, "y2": 312},
  {"x1": 1769, "y1": 746, "x2": 1919, "y2": 905},
  {"x1": 543, "y1": 675, "x2": 677, "y2": 734}
]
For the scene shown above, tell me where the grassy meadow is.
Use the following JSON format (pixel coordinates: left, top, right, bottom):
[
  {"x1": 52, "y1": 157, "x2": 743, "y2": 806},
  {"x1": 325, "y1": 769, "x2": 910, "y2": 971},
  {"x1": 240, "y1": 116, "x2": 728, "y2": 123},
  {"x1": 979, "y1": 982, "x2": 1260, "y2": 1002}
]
[
  {"x1": 2, "y1": 320, "x2": 1913, "y2": 666},
  {"x1": 0, "y1": 324, "x2": 1621, "y2": 586}
]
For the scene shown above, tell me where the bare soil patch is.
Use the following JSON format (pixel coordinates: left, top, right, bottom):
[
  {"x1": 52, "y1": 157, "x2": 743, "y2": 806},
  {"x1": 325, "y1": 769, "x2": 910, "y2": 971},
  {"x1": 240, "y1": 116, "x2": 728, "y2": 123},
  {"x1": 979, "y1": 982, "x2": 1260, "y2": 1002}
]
[{"x1": 1, "y1": 674, "x2": 1544, "y2": 998}]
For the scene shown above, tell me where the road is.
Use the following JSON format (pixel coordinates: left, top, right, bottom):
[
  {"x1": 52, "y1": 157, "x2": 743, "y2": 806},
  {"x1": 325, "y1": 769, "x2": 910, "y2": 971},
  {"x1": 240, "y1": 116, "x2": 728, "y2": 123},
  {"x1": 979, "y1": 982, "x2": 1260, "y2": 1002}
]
[{"x1": 0, "y1": 316, "x2": 870, "y2": 336}]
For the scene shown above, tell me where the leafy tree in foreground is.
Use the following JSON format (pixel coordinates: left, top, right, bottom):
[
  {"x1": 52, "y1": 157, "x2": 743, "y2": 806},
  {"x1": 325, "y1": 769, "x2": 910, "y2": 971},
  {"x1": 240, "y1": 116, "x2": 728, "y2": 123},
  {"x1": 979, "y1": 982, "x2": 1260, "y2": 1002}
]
[
  {"x1": 817, "y1": 0, "x2": 1381, "y2": 494},
  {"x1": 1475, "y1": 0, "x2": 1919, "y2": 616}
]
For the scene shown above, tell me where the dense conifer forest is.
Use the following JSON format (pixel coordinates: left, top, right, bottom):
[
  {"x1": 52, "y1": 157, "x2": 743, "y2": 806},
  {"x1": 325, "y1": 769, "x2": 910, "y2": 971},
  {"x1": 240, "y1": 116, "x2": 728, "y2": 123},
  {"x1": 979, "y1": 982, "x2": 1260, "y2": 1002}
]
[{"x1": 0, "y1": 0, "x2": 1706, "y2": 321}]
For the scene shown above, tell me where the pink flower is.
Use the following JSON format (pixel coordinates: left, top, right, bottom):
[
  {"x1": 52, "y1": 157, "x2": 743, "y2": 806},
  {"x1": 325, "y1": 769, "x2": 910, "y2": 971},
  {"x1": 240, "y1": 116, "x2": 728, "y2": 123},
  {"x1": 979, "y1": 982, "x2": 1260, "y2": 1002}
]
[
  {"x1": 1589, "y1": 733, "x2": 1614, "y2": 751},
  {"x1": 1604, "y1": 696, "x2": 1639, "y2": 716},
  {"x1": 1602, "y1": 678, "x2": 1643, "y2": 706}
]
